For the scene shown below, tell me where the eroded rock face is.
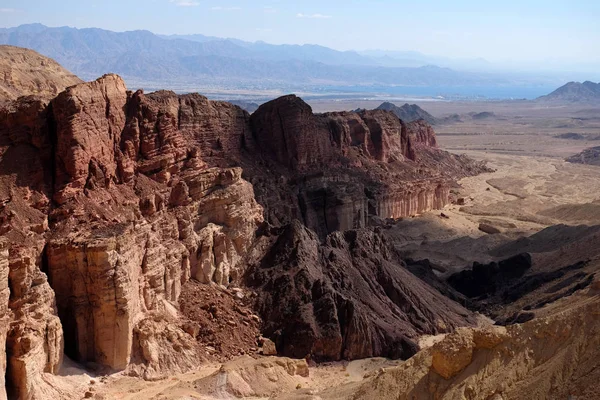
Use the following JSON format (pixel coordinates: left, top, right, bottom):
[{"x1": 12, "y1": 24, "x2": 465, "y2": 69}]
[
  {"x1": 246, "y1": 221, "x2": 477, "y2": 361},
  {"x1": 0, "y1": 73, "x2": 487, "y2": 396},
  {"x1": 0, "y1": 75, "x2": 263, "y2": 394},
  {"x1": 0, "y1": 95, "x2": 64, "y2": 400},
  {"x1": 247, "y1": 95, "x2": 488, "y2": 238},
  {"x1": 405, "y1": 119, "x2": 438, "y2": 148},
  {"x1": 0, "y1": 240, "x2": 9, "y2": 400},
  {"x1": 52, "y1": 74, "x2": 128, "y2": 202},
  {"x1": 43, "y1": 75, "x2": 263, "y2": 373}
]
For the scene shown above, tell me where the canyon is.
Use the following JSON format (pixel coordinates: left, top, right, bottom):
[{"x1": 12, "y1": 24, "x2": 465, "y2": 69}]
[
  {"x1": 3, "y1": 45, "x2": 600, "y2": 400},
  {"x1": 0, "y1": 56, "x2": 488, "y2": 398}
]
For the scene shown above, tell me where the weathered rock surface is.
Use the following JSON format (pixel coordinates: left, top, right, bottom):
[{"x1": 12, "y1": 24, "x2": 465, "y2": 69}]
[
  {"x1": 0, "y1": 70, "x2": 487, "y2": 397},
  {"x1": 0, "y1": 45, "x2": 82, "y2": 103},
  {"x1": 190, "y1": 356, "x2": 310, "y2": 399},
  {"x1": 247, "y1": 95, "x2": 489, "y2": 238},
  {"x1": 43, "y1": 75, "x2": 263, "y2": 375},
  {"x1": 0, "y1": 93, "x2": 64, "y2": 399},
  {"x1": 0, "y1": 74, "x2": 263, "y2": 396},
  {"x1": 246, "y1": 221, "x2": 477, "y2": 361},
  {"x1": 352, "y1": 283, "x2": 600, "y2": 400}
]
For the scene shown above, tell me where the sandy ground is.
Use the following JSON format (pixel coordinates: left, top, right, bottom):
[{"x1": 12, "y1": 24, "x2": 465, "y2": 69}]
[
  {"x1": 387, "y1": 151, "x2": 600, "y2": 272},
  {"x1": 82, "y1": 357, "x2": 403, "y2": 399}
]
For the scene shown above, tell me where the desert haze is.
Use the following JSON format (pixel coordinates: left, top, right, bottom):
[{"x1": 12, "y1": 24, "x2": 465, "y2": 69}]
[{"x1": 1, "y1": 2, "x2": 600, "y2": 400}]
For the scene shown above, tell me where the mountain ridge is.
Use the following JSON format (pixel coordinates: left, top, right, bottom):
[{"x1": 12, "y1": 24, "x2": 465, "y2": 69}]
[{"x1": 0, "y1": 24, "x2": 515, "y2": 91}]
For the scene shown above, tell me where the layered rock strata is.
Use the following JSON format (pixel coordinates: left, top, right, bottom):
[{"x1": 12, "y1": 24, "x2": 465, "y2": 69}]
[
  {"x1": 0, "y1": 73, "x2": 487, "y2": 397},
  {"x1": 0, "y1": 75, "x2": 263, "y2": 397},
  {"x1": 246, "y1": 95, "x2": 488, "y2": 238}
]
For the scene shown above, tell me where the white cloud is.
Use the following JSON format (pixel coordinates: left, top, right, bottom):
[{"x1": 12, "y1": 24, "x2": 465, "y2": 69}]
[
  {"x1": 169, "y1": 0, "x2": 199, "y2": 7},
  {"x1": 211, "y1": 6, "x2": 242, "y2": 11},
  {"x1": 0, "y1": 8, "x2": 18, "y2": 13},
  {"x1": 296, "y1": 13, "x2": 332, "y2": 19},
  {"x1": 263, "y1": 6, "x2": 277, "y2": 14}
]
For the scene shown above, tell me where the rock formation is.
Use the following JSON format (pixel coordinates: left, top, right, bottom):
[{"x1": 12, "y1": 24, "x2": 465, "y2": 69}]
[
  {"x1": 352, "y1": 280, "x2": 600, "y2": 400},
  {"x1": 376, "y1": 101, "x2": 438, "y2": 125},
  {"x1": 247, "y1": 95, "x2": 488, "y2": 238},
  {"x1": 566, "y1": 146, "x2": 600, "y2": 166},
  {"x1": 0, "y1": 45, "x2": 82, "y2": 103},
  {"x1": 246, "y1": 222, "x2": 476, "y2": 361},
  {"x1": 0, "y1": 71, "x2": 487, "y2": 398}
]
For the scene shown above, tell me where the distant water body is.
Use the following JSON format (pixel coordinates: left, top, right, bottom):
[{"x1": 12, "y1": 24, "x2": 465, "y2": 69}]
[{"x1": 320, "y1": 85, "x2": 557, "y2": 100}]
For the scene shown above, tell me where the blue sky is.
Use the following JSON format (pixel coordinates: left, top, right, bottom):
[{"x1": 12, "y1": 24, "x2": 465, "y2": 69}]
[{"x1": 0, "y1": 0, "x2": 599, "y2": 66}]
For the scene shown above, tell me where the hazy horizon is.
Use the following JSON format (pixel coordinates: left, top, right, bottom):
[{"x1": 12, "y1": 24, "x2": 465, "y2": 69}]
[{"x1": 1, "y1": 0, "x2": 599, "y2": 75}]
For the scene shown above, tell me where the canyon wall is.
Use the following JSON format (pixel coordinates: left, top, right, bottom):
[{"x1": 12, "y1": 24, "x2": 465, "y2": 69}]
[
  {"x1": 248, "y1": 94, "x2": 483, "y2": 238},
  {"x1": 0, "y1": 74, "x2": 487, "y2": 398}
]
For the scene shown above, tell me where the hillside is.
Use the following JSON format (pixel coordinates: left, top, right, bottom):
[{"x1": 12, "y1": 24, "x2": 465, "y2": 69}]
[
  {"x1": 537, "y1": 81, "x2": 600, "y2": 103},
  {"x1": 0, "y1": 45, "x2": 82, "y2": 102},
  {"x1": 376, "y1": 101, "x2": 438, "y2": 124}
]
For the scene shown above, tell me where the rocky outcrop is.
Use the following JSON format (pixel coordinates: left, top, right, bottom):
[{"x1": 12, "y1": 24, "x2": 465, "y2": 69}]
[
  {"x1": 353, "y1": 284, "x2": 600, "y2": 400},
  {"x1": 0, "y1": 94, "x2": 64, "y2": 399},
  {"x1": 51, "y1": 73, "x2": 128, "y2": 202},
  {"x1": 250, "y1": 97, "x2": 413, "y2": 167},
  {"x1": 246, "y1": 221, "x2": 477, "y2": 361},
  {"x1": 376, "y1": 102, "x2": 438, "y2": 125},
  {"x1": 185, "y1": 356, "x2": 309, "y2": 399},
  {"x1": 0, "y1": 75, "x2": 263, "y2": 396},
  {"x1": 405, "y1": 119, "x2": 438, "y2": 148},
  {"x1": 247, "y1": 95, "x2": 487, "y2": 238},
  {"x1": 566, "y1": 146, "x2": 600, "y2": 166},
  {"x1": 43, "y1": 75, "x2": 263, "y2": 375},
  {"x1": 250, "y1": 95, "x2": 335, "y2": 169}
]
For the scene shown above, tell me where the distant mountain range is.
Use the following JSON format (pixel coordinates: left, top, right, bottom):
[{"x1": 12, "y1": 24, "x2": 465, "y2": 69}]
[
  {"x1": 2, "y1": 24, "x2": 593, "y2": 100},
  {"x1": 537, "y1": 81, "x2": 600, "y2": 103},
  {"x1": 0, "y1": 24, "x2": 548, "y2": 94}
]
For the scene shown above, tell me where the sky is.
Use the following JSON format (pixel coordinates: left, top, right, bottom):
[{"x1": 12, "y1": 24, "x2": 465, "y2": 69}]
[{"x1": 0, "y1": 0, "x2": 599, "y2": 69}]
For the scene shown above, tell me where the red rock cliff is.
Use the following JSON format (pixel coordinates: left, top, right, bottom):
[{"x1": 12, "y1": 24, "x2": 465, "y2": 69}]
[{"x1": 0, "y1": 74, "x2": 487, "y2": 397}]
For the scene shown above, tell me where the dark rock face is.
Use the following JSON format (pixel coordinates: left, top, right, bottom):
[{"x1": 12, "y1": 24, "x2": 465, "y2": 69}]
[
  {"x1": 250, "y1": 95, "x2": 334, "y2": 169},
  {"x1": 250, "y1": 97, "x2": 428, "y2": 168},
  {"x1": 566, "y1": 146, "x2": 600, "y2": 166},
  {"x1": 247, "y1": 221, "x2": 477, "y2": 361},
  {"x1": 376, "y1": 102, "x2": 438, "y2": 125},
  {"x1": 447, "y1": 246, "x2": 596, "y2": 326},
  {"x1": 448, "y1": 253, "x2": 533, "y2": 299}
]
